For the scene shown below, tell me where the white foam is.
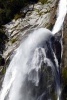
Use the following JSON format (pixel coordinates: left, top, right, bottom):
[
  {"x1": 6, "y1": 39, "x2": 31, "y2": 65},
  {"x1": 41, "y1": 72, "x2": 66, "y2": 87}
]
[{"x1": 52, "y1": 0, "x2": 67, "y2": 34}]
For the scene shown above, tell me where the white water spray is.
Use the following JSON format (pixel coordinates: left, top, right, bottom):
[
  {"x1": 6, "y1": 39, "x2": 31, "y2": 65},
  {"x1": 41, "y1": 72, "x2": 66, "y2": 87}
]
[
  {"x1": 0, "y1": 69, "x2": 16, "y2": 100},
  {"x1": 52, "y1": 0, "x2": 67, "y2": 34},
  {"x1": 52, "y1": 0, "x2": 67, "y2": 100},
  {"x1": 0, "y1": 28, "x2": 53, "y2": 100}
]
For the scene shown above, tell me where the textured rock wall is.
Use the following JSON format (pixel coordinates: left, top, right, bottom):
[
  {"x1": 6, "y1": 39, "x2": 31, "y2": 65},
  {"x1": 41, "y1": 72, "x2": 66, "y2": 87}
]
[
  {"x1": 61, "y1": 15, "x2": 67, "y2": 100},
  {"x1": 3, "y1": 0, "x2": 58, "y2": 64},
  {"x1": 63, "y1": 15, "x2": 67, "y2": 67},
  {"x1": 0, "y1": 0, "x2": 58, "y2": 87}
]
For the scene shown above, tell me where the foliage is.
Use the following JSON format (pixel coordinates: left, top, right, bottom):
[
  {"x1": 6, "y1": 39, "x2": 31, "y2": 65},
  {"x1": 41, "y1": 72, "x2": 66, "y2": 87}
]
[{"x1": 0, "y1": 0, "x2": 38, "y2": 26}]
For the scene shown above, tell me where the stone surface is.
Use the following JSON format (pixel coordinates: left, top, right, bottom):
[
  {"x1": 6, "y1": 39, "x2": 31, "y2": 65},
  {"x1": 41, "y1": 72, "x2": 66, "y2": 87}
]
[
  {"x1": 0, "y1": 0, "x2": 58, "y2": 89},
  {"x1": 61, "y1": 15, "x2": 67, "y2": 100},
  {"x1": 63, "y1": 15, "x2": 67, "y2": 68},
  {"x1": 3, "y1": 0, "x2": 57, "y2": 64}
]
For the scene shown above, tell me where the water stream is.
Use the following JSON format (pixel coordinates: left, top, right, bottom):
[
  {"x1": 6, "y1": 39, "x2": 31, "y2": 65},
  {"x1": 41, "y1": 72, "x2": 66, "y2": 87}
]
[{"x1": 0, "y1": 0, "x2": 67, "y2": 100}]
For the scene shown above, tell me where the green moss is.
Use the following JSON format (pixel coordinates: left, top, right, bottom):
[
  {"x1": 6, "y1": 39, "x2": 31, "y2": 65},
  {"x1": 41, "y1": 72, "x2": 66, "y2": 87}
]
[
  {"x1": 11, "y1": 38, "x2": 17, "y2": 43},
  {"x1": 2, "y1": 67, "x2": 6, "y2": 74},
  {"x1": 0, "y1": 66, "x2": 6, "y2": 75},
  {"x1": 35, "y1": 9, "x2": 43, "y2": 16},
  {"x1": 39, "y1": 0, "x2": 48, "y2": 4},
  {"x1": 14, "y1": 13, "x2": 23, "y2": 20},
  {"x1": 47, "y1": 24, "x2": 54, "y2": 30},
  {"x1": 38, "y1": 11, "x2": 43, "y2": 16},
  {"x1": 62, "y1": 67, "x2": 67, "y2": 86}
]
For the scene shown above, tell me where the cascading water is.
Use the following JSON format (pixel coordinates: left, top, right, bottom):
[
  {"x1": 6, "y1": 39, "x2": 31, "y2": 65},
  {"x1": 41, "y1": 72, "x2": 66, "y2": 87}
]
[
  {"x1": 52, "y1": 0, "x2": 67, "y2": 34},
  {"x1": 0, "y1": 0, "x2": 67, "y2": 100},
  {"x1": 0, "y1": 29, "x2": 55, "y2": 100}
]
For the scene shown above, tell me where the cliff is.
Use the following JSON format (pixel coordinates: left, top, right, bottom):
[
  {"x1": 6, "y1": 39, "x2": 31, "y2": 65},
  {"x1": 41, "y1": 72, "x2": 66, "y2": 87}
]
[{"x1": 0, "y1": 0, "x2": 67, "y2": 99}]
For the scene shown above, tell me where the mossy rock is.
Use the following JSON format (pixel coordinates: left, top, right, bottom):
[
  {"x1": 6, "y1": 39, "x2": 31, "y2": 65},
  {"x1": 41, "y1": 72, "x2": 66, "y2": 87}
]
[
  {"x1": 62, "y1": 67, "x2": 67, "y2": 86},
  {"x1": 11, "y1": 38, "x2": 17, "y2": 43},
  {"x1": 47, "y1": 24, "x2": 54, "y2": 31},
  {"x1": 39, "y1": 0, "x2": 48, "y2": 4},
  {"x1": 14, "y1": 13, "x2": 23, "y2": 20},
  {"x1": 0, "y1": 66, "x2": 6, "y2": 75}
]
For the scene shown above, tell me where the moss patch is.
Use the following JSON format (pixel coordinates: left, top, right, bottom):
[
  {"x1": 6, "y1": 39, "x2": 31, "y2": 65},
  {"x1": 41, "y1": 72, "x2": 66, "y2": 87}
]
[
  {"x1": 14, "y1": 13, "x2": 23, "y2": 20},
  {"x1": 39, "y1": 0, "x2": 48, "y2": 4},
  {"x1": 11, "y1": 38, "x2": 17, "y2": 43}
]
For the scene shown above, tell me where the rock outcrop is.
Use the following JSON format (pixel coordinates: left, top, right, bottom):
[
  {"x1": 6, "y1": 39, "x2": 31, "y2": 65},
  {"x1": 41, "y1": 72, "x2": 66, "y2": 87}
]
[
  {"x1": 0, "y1": 0, "x2": 59, "y2": 96},
  {"x1": 3, "y1": 0, "x2": 58, "y2": 64},
  {"x1": 1, "y1": 0, "x2": 67, "y2": 99}
]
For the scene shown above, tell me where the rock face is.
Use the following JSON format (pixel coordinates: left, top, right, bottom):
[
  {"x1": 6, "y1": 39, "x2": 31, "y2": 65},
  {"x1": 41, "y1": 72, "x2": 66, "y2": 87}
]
[
  {"x1": 3, "y1": 0, "x2": 57, "y2": 64},
  {"x1": 0, "y1": 0, "x2": 58, "y2": 95},
  {"x1": 61, "y1": 15, "x2": 67, "y2": 100},
  {"x1": 63, "y1": 15, "x2": 67, "y2": 68},
  {"x1": 2, "y1": 0, "x2": 67, "y2": 99}
]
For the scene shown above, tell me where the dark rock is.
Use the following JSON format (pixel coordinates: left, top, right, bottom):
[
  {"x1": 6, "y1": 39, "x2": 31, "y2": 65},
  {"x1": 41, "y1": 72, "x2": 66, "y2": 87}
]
[
  {"x1": 54, "y1": 31, "x2": 62, "y2": 65},
  {"x1": 0, "y1": 55, "x2": 5, "y2": 66},
  {"x1": 61, "y1": 85, "x2": 67, "y2": 100},
  {"x1": 0, "y1": 28, "x2": 8, "y2": 54}
]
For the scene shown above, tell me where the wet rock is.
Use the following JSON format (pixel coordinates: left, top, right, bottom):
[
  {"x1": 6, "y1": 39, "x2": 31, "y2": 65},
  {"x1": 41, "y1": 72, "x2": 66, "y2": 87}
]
[
  {"x1": 21, "y1": 62, "x2": 55, "y2": 100},
  {"x1": 0, "y1": 0, "x2": 59, "y2": 98},
  {"x1": 61, "y1": 15, "x2": 67, "y2": 99},
  {"x1": 0, "y1": 28, "x2": 8, "y2": 54},
  {"x1": 0, "y1": 55, "x2": 5, "y2": 66},
  {"x1": 63, "y1": 15, "x2": 67, "y2": 68}
]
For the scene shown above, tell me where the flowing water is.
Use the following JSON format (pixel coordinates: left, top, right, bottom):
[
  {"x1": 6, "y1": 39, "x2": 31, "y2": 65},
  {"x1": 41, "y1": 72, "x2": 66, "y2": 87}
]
[
  {"x1": 52, "y1": 0, "x2": 67, "y2": 34},
  {"x1": 0, "y1": 0, "x2": 67, "y2": 100}
]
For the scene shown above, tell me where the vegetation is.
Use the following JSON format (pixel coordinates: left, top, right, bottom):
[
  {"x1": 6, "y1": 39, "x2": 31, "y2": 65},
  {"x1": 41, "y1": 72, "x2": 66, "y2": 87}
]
[
  {"x1": 0, "y1": 0, "x2": 38, "y2": 26},
  {"x1": 0, "y1": 0, "x2": 49, "y2": 26},
  {"x1": 11, "y1": 38, "x2": 17, "y2": 43}
]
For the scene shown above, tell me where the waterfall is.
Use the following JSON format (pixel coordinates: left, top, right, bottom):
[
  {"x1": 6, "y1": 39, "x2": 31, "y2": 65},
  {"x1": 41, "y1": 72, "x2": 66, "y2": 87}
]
[
  {"x1": 0, "y1": 0, "x2": 67, "y2": 100},
  {"x1": 0, "y1": 29, "x2": 54, "y2": 100},
  {"x1": 52, "y1": 0, "x2": 67, "y2": 34}
]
